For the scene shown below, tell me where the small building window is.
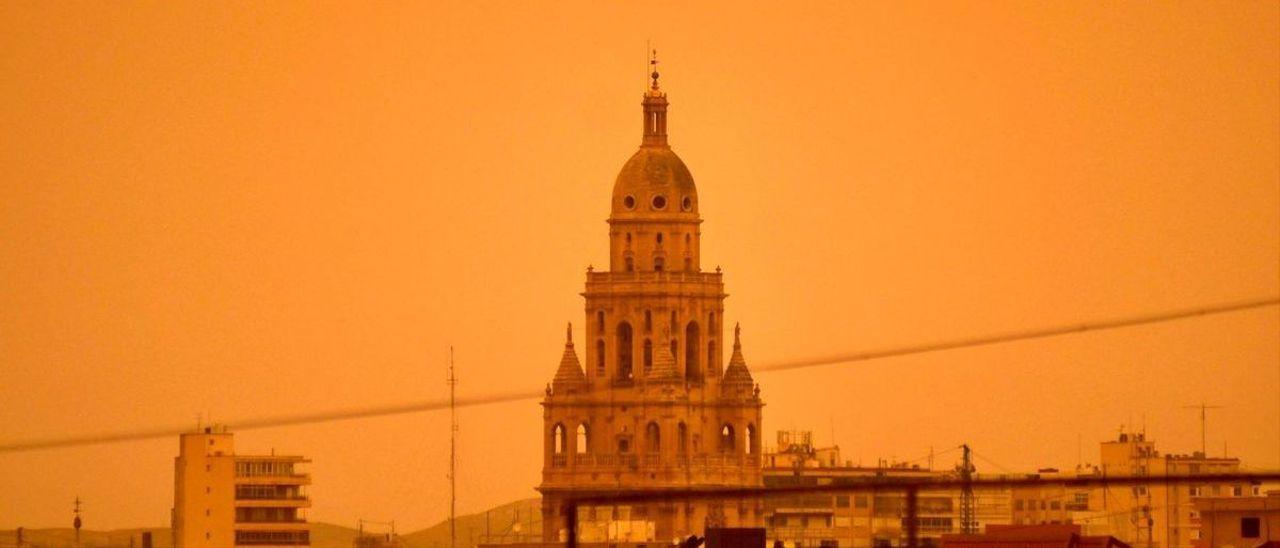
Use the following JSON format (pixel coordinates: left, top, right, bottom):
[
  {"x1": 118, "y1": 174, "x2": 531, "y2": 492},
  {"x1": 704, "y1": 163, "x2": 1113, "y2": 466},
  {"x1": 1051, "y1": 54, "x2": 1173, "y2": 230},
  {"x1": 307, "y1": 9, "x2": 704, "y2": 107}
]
[
  {"x1": 595, "y1": 339, "x2": 605, "y2": 375},
  {"x1": 617, "y1": 322, "x2": 633, "y2": 379},
  {"x1": 654, "y1": 257, "x2": 664, "y2": 271},
  {"x1": 720, "y1": 424, "x2": 736, "y2": 452},
  {"x1": 1241, "y1": 517, "x2": 1261, "y2": 538},
  {"x1": 746, "y1": 423, "x2": 756, "y2": 454},
  {"x1": 645, "y1": 311, "x2": 652, "y2": 333},
  {"x1": 678, "y1": 423, "x2": 688, "y2": 454},
  {"x1": 618, "y1": 438, "x2": 630, "y2": 454},
  {"x1": 625, "y1": 257, "x2": 634, "y2": 272},
  {"x1": 646, "y1": 422, "x2": 661, "y2": 453},
  {"x1": 576, "y1": 424, "x2": 589, "y2": 454},
  {"x1": 656, "y1": 232, "x2": 664, "y2": 245},
  {"x1": 643, "y1": 339, "x2": 653, "y2": 373}
]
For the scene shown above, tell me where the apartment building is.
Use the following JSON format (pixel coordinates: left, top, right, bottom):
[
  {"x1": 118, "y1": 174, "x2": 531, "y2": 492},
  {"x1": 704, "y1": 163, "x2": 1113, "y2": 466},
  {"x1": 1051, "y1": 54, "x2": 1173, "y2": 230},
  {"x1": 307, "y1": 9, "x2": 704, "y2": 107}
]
[
  {"x1": 172, "y1": 426, "x2": 311, "y2": 547},
  {"x1": 1011, "y1": 432, "x2": 1260, "y2": 548},
  {"x1": 763, "y1": 431, "x2": 1012, "y2": 548}
]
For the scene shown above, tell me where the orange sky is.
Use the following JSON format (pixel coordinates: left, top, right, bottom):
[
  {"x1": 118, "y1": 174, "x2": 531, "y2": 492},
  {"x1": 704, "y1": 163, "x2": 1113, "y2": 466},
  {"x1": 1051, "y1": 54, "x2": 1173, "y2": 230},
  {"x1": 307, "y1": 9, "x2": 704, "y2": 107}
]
[{"x1": 1, "y1": 1, "x2": 1278, "y2": 531}]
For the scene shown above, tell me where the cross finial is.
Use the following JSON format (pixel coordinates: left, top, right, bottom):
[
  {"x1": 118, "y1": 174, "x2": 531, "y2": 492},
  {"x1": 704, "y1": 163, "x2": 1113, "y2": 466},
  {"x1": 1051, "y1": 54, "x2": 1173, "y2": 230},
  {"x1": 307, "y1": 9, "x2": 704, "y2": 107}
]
[{"x1": 650, "y1": 49, "x2": 660, "y2": 90}]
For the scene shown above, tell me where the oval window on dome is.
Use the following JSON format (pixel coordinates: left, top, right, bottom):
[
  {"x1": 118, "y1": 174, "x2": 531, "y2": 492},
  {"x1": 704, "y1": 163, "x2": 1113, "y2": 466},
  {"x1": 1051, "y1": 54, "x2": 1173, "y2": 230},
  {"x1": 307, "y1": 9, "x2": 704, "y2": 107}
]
[
  {"x1": 652, "y1": 195, "x2": 667, "y2": 210},
  {"x1": 681, "y1": 196, "x2": 693, "y2": 211},
  {"x1": 623, "y1": 195, "x2": 636, "y2": 210}
]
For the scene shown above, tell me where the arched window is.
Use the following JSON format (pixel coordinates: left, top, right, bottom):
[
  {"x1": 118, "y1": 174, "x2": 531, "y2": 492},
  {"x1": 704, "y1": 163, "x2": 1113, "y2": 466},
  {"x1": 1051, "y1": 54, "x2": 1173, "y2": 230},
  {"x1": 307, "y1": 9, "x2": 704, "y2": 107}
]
[
  {"x1": 707, "y1": 340, "x2": 716, "y2": 373},
  {"x1": 678, "y1": 423, "x2": 688, "y2": 454},
  {"x1": 618, "y1": 438, "x2": 630, "y2": 454},
  {"x1": 595, "y1": 339, "x2": 605, "y2": 375},
  {"x1": 643, "y1": 339, "x2": 653, "y2": 373},
  {"x1": 656, "y1": 233, "x2": 664, "y2": 245},
  {"x1": 685, "y1": 233, "x2": 691, "y2": 246},
  {"x1": 720, "y1": 424, "x2": 736, "y2": 453},
  {"x1": 670, "y1": 339, "x2": 678, "y2": 363},
  {"x1": 746, "y1": 424, "x2": 756, "y2": 455},
  {"x1": 597, "y1": 310, "x2": 605, "y2": 333},
  {"x1": 616, "y1": 322, "x2": 633, "y2": 380},
  {"x1": 576, "y1": 424, "x2": 589, "y2": 454},
  {"x1": 684, "y1": 257, "x2": 692, "y2": 271},
  {"x1": 646, "y1": 422, "x2": 661, "y2": 453},
  {"x1": 644, "y1": 311, "x2": 652, "y2": 333},
  {"x1": 553, "y1": 424, "x2": 567, "y2": 455},
  {"x1": 685, "y1": 321, "x2": 701, "y2": 381},
  {"x1": 625, "y1": 233, "x2": 632, "y2": 246}
]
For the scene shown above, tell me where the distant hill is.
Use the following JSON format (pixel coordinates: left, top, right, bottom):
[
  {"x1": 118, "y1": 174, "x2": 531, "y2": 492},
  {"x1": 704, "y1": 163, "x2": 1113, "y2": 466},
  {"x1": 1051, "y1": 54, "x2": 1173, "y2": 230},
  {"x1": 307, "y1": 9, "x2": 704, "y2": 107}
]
[
  {"x1": 401, "y1": 498, "x2": 542, "y2": 548},
  {"x1": 0, "y1": 498, "x2": 538, "y2": 548},
  {"x1": 0, "y1": 523, "x2": 360, "y2": 548},
  {"x1": 0, "y1": 527, "x2": 172, "y2": 548}
]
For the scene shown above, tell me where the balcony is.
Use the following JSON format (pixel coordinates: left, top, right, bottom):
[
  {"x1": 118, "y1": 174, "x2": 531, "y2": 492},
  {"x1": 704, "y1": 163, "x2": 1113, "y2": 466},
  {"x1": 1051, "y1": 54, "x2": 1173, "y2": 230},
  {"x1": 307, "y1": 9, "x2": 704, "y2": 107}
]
[
  {"x1": 235, "y1": 530, "x2": 309, "y2": 546},
  {"x1": 584, "y1": 271, "x2": 724, "y2": 297},
  {"x1": 558, "y1": 452, "x2": 760, "y2": 470}
]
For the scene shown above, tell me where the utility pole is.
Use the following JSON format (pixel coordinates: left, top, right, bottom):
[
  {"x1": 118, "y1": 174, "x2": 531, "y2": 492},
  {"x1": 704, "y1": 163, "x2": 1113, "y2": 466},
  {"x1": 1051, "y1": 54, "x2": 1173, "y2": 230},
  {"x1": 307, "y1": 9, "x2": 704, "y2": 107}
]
[
  {"x1": 73, "y1": 496, "x2": 82, "y2": 546},
  {"x1": 448, "y1": 347, "x2": 458, "y2": 548},
  {"x1": 1182, "y1": 402, "x2": 1223, "y2": 455},
  {"x1": 960, "y1": 444, "x2": 976, "y2": 535}
]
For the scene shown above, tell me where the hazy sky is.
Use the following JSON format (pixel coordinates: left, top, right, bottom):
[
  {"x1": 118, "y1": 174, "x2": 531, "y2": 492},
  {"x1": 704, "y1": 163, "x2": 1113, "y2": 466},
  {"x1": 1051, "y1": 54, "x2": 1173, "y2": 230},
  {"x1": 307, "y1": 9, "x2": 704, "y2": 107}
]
[{"x1": 2, "y1": 1, "x2": 1277, "y2": 532}]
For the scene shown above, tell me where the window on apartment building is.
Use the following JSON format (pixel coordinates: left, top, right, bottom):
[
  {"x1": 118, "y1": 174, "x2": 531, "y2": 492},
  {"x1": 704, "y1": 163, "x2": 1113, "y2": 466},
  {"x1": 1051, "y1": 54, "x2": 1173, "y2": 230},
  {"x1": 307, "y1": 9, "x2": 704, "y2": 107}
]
[
  {"x1": 1253, "y1": 485, "x2": 1262, "y2": 496},
  {"x1": 835, "y1": 495, "x2": 850, "y2": 508},
  {"x1": 1232, "y1": 485, "x2": 1243, "y2": 496},
  {"x1": 1050, "y1": 501, "x2": 1061, "y2": 510},
  {"x1": 855, "y1": 496, "x2": 868, "y2": 509},
  {"x1": 1014, "y1": 500, "x2": 1023, "y2": 511},
  {"x1": 1241, "y1": 517, "x2": 1261, "y2": 538},
  {"x1": 1189, "y1": 486, "x2": 1202, "y2": 497}
]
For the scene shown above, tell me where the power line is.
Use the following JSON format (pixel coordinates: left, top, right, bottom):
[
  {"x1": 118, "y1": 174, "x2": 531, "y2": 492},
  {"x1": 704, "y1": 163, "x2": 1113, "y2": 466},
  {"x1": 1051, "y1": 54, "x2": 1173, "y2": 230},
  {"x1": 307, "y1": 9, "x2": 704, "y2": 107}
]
[{"x1": 1, "y1": 296, "x2": 1275, "y2": 453}]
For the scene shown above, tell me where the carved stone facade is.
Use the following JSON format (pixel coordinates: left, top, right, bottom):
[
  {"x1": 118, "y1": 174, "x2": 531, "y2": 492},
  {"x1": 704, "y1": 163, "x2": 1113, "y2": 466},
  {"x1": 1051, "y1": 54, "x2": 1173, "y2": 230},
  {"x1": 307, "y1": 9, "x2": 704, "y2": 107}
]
[{"x1": 538, "y1": 68, "x2": 765, "y2": 544}]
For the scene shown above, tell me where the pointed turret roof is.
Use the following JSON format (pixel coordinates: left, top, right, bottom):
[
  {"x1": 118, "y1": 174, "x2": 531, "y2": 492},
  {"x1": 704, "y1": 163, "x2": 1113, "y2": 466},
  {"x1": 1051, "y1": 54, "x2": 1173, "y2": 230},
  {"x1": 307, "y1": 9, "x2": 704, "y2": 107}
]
[
  {"x1": 647, "y1": 329, "x2": 682, "y2": 382},
  {"x1": 722, "y1": 323, "x2": 754, "y2": 386},
  {"x1": 552, "y1": 323, "x2": 587, "y2": 391}
]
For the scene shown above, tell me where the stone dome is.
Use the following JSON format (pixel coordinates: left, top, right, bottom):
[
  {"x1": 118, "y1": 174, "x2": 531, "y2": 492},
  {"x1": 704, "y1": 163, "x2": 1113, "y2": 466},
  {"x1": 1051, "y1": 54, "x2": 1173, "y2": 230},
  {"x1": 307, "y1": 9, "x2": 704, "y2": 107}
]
[{"x1": 610, "y1": 146, "x2": 699, "y2": 219}]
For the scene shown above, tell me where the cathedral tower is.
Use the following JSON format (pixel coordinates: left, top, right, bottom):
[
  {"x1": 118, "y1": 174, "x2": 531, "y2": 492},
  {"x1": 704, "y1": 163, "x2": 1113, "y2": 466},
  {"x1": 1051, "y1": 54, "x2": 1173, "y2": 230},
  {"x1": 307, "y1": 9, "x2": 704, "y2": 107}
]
[{"x1": 539, "y1": 60, "x2": 765, "y2": 544}]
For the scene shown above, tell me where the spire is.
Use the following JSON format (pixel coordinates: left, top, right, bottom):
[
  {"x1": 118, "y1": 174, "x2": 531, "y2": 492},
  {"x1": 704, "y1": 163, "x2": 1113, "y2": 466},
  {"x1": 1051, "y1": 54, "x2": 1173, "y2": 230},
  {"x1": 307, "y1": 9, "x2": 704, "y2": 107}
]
[
  {"x1": 551, "y1": 322, "x2": 587, "y2": 392},
  {"x1": 641, "y1": 48, "x2": 669, "y2": 148},
  {"x1": 722, "y1": 323, "x2": 754, "y2": 386},
  {"x1": 649, "y1": 48, "x2": 660, "y2": 91},
  {"x1": 647, "y1": 327, "x2": 681, "y2": 381}
]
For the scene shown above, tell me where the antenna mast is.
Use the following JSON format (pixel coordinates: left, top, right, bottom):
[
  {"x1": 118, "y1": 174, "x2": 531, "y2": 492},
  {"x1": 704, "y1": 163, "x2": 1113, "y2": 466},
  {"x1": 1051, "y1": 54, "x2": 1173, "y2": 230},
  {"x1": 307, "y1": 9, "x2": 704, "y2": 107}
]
[
  {"x1": 960, "y1": 445, "x2": 976, "y2": 534},
  {"x1": 1182, "y1": 402, "x2": 1223, "y2": 455},
  {"x1": 448, "y1": 347, "x2": 458, "y2": 548}
]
